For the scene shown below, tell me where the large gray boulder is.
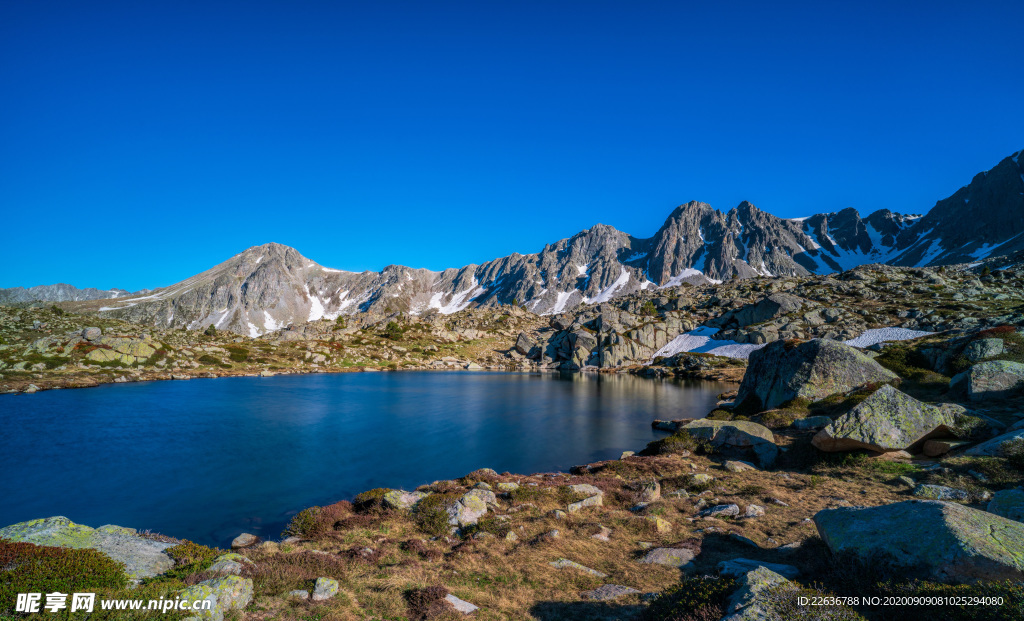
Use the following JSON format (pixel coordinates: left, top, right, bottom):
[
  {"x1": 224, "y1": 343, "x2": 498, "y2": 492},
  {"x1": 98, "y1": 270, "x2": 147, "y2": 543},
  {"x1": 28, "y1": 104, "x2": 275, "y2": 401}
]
[
  {"x1": 714, "y1": 293, "x2": 809, "y2": 328},
  {"x1": 811, "y1": 385, "x2": 960, "y2": 453},
  {"x1": 179, "y1": 575, "x2": 254, "y2": 620},
  {"x1": 721, "y1": 566, "x2": 795, "y2": 621},
  {"x1": 813, "y1": 500, "x2": 1024, "y2": 583},
  {"x1": 0, "y1": 516, "x2": 174, "y2": 579},
  {"x1": 736, "y1": 339, "x2": 898, "y2": 412},
  {"x1": 683, "y1": 419, "x2": 778, "y2": 467},
  {"x1": 950, "y1": 361, "x2": 1024, "y2": 401},
  {"x1": 988, "y1": 489, "x2": 1024, "y2": 523},
  {"x1": 964, "y1": 429, "x2": 1024, "y2": 457}
]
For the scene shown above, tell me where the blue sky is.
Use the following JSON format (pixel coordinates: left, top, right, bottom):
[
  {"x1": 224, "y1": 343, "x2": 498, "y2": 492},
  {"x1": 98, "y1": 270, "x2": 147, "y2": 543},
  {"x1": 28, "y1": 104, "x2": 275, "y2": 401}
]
[{"x1": 2, "y1": 1, "x2": 1022, "y2": 291}]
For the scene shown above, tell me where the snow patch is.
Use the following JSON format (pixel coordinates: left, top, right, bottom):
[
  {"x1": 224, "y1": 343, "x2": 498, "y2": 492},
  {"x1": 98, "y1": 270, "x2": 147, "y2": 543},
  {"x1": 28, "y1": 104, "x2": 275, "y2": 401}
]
[
  {"x1": 659, "y1": 268, "x2": 704, "y2": 288},
  {"x1": 263, "y1": 311, "x2": 283, "y2": 332},
  {"x1": 844, "y1": 327, "x2": 934, "y2": 348},
  {"x1": 551, "y1": 290, "x2": 579, "y2": 314},
  {"x1": 651, "y1": 326, "x2": 766, "y2": 361},
  {"x1": 585, "y1": 267, "x2": 630, "y2": 304},
  {"x1": 576, "y1": 264, "x2": 589, "y2": 276}
]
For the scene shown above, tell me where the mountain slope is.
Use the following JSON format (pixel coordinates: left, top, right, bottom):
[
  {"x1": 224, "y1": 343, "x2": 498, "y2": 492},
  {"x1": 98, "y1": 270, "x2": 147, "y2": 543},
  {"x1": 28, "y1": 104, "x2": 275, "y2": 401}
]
[
  {"x1": 72, "y1": 147, "x2": 1024, "y2": 335},
  {"x1": 0, "y1": 284, "x2": 135, "y2": 305}
]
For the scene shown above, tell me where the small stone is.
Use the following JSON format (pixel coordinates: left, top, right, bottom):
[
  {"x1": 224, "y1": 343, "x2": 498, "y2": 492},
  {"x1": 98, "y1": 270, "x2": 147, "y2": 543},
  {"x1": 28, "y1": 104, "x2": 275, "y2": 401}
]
[
  {"x1": 913, "y1": 484, "x2": 972, "y2": 502},
  {"x1": 541, "y1": 529, "x2": 561, "y2": 541},
  {"x1": 582, "y1": 584, "x2": 642, "y2": 601},
  {"x1": 639, "y1": 547, "x2": 697, "y2": 569},
  {"x1": 718, "y1": 558, "x2": 800, "y2": 579},
  {"x1": 897, "y1": 476, "x2": 916, "y2": 487},
  {"x1": 82, "y1": 327, "x2": 102, "y2": 341},
  {"x1": 287, "y1": 590, "x2": 309, "y2": 599},
  {"x1": 445, "y1": 594, "x2": 479, "y2": 614},
  {"x1": 744, "y1": 505, "x2": 766, "y2": 518},
  {"x1": 312, "y1": 577, "x2": 339, "y2": 601},
  {"x1": 504, "y1": 531, "x2": 518, "y2": 542},
  {"x1": 231, "y1": 533, "x2": 260, "y2": 549},
  {"x1": 496, "y1": 482, "x2": 519, "y2": 492},
  {"x1": 591, "y1": 526, "x2": 612, "y2": 542},
  {"x1": 567, "y1": 495, "x2": 602, "y2": 513},
  {"x1": 646, "y1": 516, "x2": 672, "y2": 532},
  {"x1": 724, "y1": 460, "x2": 757, "y2": 472},
  {"x1": 700, "y1": 504, "x2": 740, "y2": 518},
  {"x1": 549, "y1": 558, "x2": 607, "y2": 577},
  {"x1": 635, "y1": 480, "x2": 661, "y2": 502},
  {"x1": 550, "y1": 510, "x2": 567, "y2": 520},
  {"x1": 620, "y1": 451, "x2": 635, "y2": 459}
]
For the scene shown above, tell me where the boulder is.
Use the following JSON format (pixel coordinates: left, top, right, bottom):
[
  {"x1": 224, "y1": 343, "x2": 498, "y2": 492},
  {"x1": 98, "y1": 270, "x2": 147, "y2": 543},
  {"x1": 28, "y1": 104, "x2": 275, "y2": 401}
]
[
  {"x1": 179, "y1": 576, "x2": 253, "y2": 620},
  {"x1": 912, "y1": 484, "x2": 978, "y2": 502},
  {"x1": 700, "y1": 504, "x2": 740, "y2": 518},
  {"x1": 82, "y1": 327, "x2": 102, "y2": 341},
  {"x1": 383, "y1": 490, "x2": 428, "y2": 511},
  {"x1": 792, "y1": 415, "x2": 832, "y2": 430},
  {"x1": 581, "y1": 584, "x2": 642, "y2": 601},
  {"x1": 813, "y1": 500, "x2": 1024, "y2": 583},
  {"x1": 446, "y1": 491, "x2": 490, "y2": 528},
  {"x1": 444, "y1": 594, "x2": 479, "y2": 614},
  {"x1": 963, "y1": 338, "x2": 1005, "y2": 363},
  {"x1": 735, "y1": 339, "x2": 898, "y2": 412},
  {"x1": 923, "y1": 438, "x2": 972, "y2": 457},
  {"x1": 683, "y1": 419, "x2": 778, "y2": 467},
  {"x1": 0, "y1": 516, "x2": 174, "y2": 579},
  {"x1": 638, "y1": 547, "x2": 697, "y2": 569},
  {"x1": 514, "y1": 332, "x2": 536, "y2": 356},
  {"x1": 964, "y1": 429, "x2": 1024, "y2": 457},
  {"x1": 230, "y1": 533, "x2": 260, "y2": 549},
  {"x1": 811, "y1": 385, "x2": 958, "y2": 453},
  {"x1": 634, "y1": 480, "x2": 661, "y2": 502},
  {"x1": 311, "y1": 577, "x2": 339, "y2": 601},
  {"x1": 724, "y1": 460, "x2": 757, "y2": 472},
  {"x1": 950, "y1": 361, "x2": 1024, "y2": 401},
  {"x1": 988, "y1": 489, "x2": 1024, "y2": 523},
  {"x1": 718, "y1": 558, "x2": 800, "y2": 579},
  {"x1": 549, "y1": 558, "x2": 607, "y2": 577},
  {"x1": 721, "y1": 566, "x2": 795, "y2": 621}
]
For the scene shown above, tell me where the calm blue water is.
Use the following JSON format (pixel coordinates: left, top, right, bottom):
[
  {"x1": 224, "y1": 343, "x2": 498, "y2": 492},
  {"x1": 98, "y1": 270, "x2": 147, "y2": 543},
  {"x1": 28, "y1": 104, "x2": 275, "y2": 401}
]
[{"x1": 0, "y1": 371, "x2": 726, "y2": 547}]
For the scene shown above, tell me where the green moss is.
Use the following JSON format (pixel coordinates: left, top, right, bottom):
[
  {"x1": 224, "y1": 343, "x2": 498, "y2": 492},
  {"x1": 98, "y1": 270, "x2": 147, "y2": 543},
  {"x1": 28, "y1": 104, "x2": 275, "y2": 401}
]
[
  {"x1": 226, "y1": 346, "x2": 249, "y2": 363},
  {"x1": 163, "y1": 540, "x2": 222, "y2": 580}
]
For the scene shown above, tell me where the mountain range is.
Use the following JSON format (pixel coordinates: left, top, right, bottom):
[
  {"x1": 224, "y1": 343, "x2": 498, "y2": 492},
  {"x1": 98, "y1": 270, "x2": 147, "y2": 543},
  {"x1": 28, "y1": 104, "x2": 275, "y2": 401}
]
[{"x1": 12, "y1": 148, "x2": 1024, "y2": 336}]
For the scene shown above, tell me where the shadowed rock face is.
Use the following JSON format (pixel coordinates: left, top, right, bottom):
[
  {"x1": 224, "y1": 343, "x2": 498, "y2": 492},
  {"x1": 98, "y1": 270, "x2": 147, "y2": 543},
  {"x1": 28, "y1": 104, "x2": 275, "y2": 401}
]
[
  {"x1": 813, "y1": 500, "x2": 1024, "y2": 584},
  {"x1": 735, "y1": 339, "x2": 898, "y2": 412},
  {"x1": 58, "y1": 148, "x2": 1024, "y2": 335}
]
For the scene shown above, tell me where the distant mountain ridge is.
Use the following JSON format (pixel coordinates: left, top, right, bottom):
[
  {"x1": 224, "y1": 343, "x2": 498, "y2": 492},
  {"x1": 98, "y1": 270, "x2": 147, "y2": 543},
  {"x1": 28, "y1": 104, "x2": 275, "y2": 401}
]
[
  {"x1": 47, "y1": 147, "x2": 1024, "y2": 335},
  {"x1": 0, "y1": 283, "x2": 136, "y2": 305}
]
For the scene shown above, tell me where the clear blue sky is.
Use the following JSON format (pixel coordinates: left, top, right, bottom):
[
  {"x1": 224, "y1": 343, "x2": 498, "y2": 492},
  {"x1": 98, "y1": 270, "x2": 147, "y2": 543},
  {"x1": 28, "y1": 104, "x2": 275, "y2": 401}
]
[{"x1": 2, "y1": 1, "x2": 1022, "y2": 291}]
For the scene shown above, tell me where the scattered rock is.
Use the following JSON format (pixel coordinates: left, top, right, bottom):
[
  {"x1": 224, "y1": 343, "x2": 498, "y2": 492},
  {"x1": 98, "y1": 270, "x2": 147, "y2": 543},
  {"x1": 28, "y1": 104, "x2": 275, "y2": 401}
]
[
  {"x1": 230, "y1": 533, "x2": 260, "y2": 549},
  {"x1": 383, "y1": 490, "x2": 428, "y2": 511},
  {"x1": 634, "y1": 480, "x2": 661, "y2": 502},
  {"x1": 287, "y1": 590, "x2": 309, "y2": 600},
  {"x1": 965, "y1": 429, "x2": 1024, "y2": 457},
  {"x1": 638, "y1": 547, "x2": 697, "y2": 569},
  {"x1": 744, "y1": 505, "x2": 765, "y2": 518},
  {"x1": 82, "y1": 327, "x2": 102, "y2": 341},
  {"x1": 792, "y1": 415, "x2": 831, "y2": 430},
  {"x1": 549, "y1": 558, "x2": 607, "y2": 577},
  {"x1": 646, "y1": 516, "x2": 672, "y2": 532},
  {"x1": 923, "y1": 438, "x2": 972, "y2": 457},
  {"x1": 718, "y1": 558, "x2": 800, "y2": 579},
  {"x1": 581, "y1": 584, "x2": 642, "y2": 601},
  {"x1": 912, "y1": 484, "x2": 977, "y2": 502},
  {"x1": 445, "y1": 593, "x2": 479, "y2": 614},
  {"x1": 311, "y1": 577, "x2": 339, "y2": 601},
  {"x1": 724, "y1": 460, "x2": 757, "y2": 472},
  {"x1": 700, "y1": 504, "x2": 740, "y2": 518},
  {"x1": 179, "y1": 576, "x2": 254, "y2": 620},
  {"x1": 591, "y1": 526, "x2": 612, "y2": 542}
]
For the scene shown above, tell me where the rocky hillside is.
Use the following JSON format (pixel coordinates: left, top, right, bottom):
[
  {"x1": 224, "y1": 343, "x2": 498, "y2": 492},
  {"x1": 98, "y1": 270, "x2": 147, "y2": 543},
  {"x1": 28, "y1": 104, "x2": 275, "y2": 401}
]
[
  {"x1": 50, "y1": 147, "x2": 1024, "y2": 335},
  {"x1": 0, "y1": 283, "x2": 134, "y2": 305}
]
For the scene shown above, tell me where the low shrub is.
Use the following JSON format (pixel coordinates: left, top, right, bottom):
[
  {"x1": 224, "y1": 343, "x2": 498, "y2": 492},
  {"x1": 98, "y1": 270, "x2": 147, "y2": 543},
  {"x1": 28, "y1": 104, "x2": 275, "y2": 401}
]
[
  {"x1": 352, "y1": 488, "x2": 391, "y2": 513},
  {"x1": 415, "y1": 494, "x2": 458, "y2": 537},
  {"x1": 164, "y1": 540, "x2": 222, "y2": 580},
  {"x1": 640, "y1": 575, "x2": 735, "y2": 621},
  {"x1": 642, "y1": 430, "x2": 712, "y2": 456},
  {"x1": 405, "y1": 585, "x2": 454, "y2": 620},
  {"x1": 0, "y1": 541, "x2": 129, "y2": 611},
  {"x1": 282, "y1": 501, "x2": 351, "y2": 539},
  {"x1": 226, "y1": 346, "x2": 249, "y2": 363}
]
